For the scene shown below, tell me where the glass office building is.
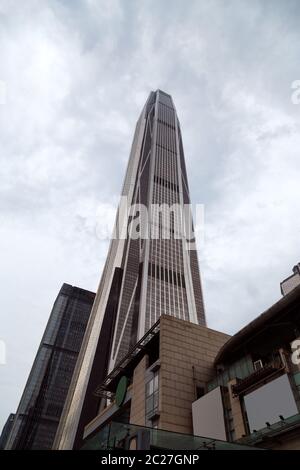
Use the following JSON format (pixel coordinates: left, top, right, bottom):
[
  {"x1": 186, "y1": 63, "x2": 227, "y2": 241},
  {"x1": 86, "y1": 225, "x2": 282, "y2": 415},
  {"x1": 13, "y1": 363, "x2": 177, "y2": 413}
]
[{"x1": 5, "y1": 284, "x2": 95, "y2": 450}]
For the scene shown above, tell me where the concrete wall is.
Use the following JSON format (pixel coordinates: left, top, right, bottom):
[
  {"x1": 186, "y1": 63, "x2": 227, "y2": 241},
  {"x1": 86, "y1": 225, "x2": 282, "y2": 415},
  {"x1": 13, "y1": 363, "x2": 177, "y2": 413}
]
[
  {"x1": 228, "y1": 378, "x2": 246, "y2": 439},
  {"x1": 159, "y1": 315, "x2": 230, "y2": 434},
  {"x1": 130, "y1": 355, "x2": 148, "y2": 426}
]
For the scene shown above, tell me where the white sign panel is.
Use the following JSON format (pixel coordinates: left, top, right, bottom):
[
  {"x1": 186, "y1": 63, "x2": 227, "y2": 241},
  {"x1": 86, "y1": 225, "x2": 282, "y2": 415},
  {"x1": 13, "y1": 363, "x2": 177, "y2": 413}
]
[
  {"x1": 192, "y1": 386, "x2": 227, "y2": 441},
  {"x1": 244, "y1": 374, "x2": 298, "y2": 432}
]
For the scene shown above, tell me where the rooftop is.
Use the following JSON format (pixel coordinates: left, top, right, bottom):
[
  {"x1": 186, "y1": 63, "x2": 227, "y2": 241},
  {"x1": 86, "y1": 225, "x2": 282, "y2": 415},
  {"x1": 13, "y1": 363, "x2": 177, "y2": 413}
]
[{"x1": 214, "y1": 284, "x2": 300, "y2": 365}]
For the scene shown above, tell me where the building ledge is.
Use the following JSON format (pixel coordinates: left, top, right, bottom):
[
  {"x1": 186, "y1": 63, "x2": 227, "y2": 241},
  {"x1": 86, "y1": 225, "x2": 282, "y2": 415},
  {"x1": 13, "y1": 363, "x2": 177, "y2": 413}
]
[
  {"x1": 237, "y1": 413, "x2": 300, "y2": 446},
  {"x1": 231, "y1": 360, "x2": 285, "y2": 396}
]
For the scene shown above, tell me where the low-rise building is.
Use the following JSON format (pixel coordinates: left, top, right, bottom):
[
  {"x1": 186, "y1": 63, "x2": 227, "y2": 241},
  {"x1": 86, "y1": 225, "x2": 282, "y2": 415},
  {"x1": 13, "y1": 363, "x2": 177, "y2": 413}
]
[
  {"x1": 82, "y1": 315, "x2": 236, "y2": 449},
  {"x1": 81, "y1": 283, "x2": 300, "y2": 451},
  {"x1": 81, "y1": 315, "x2": 258, "y2": 450},
  {"x1": 198, "y1": 284, "x2": 300, "y2": 449}
]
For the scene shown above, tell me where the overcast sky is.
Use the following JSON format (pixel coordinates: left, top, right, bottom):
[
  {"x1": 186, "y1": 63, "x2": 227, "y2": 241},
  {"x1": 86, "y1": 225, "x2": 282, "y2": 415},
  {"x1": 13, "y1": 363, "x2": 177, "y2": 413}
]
[{"x1": 1, "y1": 0, "x2": 300, "y2": 431}]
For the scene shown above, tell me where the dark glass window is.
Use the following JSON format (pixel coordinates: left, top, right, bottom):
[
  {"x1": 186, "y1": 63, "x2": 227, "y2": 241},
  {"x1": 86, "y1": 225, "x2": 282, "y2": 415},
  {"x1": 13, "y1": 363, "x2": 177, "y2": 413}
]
[
  {"x1": 196, "y1": 386, "x2": 205, "y2": 399},
  {"x1": 145, "y1": 371, "x2": 159, "y2": 419}
]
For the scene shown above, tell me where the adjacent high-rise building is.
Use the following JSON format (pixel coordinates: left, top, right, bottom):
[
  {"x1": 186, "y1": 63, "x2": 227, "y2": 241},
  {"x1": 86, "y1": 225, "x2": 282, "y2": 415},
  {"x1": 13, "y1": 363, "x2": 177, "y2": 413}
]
[
  {"x1": 0, "y1": 414, "x2": 15, "y2": 450},
  {"x1": 5, "y1": 284, "x2": 95, "y2": 450},
  {"x1": 54, "y1": 90, "x2": 206, "y2": 449}
]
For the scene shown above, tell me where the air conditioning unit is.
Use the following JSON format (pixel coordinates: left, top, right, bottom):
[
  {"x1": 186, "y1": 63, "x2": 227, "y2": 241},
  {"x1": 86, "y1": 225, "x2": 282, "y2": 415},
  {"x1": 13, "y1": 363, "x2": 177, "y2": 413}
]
[{"x1": 253, "y1": 359, "x2": 263, "y2": 371}]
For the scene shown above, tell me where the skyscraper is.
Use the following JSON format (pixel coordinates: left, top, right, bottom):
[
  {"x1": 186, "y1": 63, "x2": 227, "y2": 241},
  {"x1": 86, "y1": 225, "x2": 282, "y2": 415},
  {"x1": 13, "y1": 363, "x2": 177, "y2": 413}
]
[
  {"x1": 54, "y1": 90, "x2": 206, "y2": 449},
  {"x1": 5, "y1": 284, "x2": 95, "y2": 450}
]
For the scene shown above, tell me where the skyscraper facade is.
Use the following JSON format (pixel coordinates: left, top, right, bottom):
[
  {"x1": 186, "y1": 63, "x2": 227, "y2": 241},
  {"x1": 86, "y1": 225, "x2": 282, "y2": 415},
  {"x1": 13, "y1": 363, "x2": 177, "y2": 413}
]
[
  {"x1": 54, "y1": 90, "x2": 206, "y2": 449},
  {"x1": 5, "y1": 284, "x2": 95, "y2": 450}
]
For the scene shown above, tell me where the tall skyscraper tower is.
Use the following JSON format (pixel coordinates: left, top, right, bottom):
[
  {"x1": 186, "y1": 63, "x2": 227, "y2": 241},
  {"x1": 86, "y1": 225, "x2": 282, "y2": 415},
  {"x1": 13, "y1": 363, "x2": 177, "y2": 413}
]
[
  {"x1": 5, "y1": 284, "x2": 95, "y2": 450},
  {"x1": 54, "y1": 90, "x2": 206, "y2": 449}
]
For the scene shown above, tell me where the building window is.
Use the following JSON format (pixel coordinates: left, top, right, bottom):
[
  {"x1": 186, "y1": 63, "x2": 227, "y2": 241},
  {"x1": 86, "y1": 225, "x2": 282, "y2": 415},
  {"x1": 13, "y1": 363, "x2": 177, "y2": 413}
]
[
  {"x1": 145, "y1": 371, "x2": 159, "y2": 419},
  {"x1": 151, "y1": 418, "x2": 159, "y2": 429},
  {"x1": 196, "y1": 386, "x2": 205, "y2": 399}
]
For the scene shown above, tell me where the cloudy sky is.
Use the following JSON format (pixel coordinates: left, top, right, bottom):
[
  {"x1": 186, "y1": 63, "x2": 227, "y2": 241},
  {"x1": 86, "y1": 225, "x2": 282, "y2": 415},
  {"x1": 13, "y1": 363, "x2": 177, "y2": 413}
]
[{"x1": 1, "y1": 0, "x2": 300, "y2": 430}]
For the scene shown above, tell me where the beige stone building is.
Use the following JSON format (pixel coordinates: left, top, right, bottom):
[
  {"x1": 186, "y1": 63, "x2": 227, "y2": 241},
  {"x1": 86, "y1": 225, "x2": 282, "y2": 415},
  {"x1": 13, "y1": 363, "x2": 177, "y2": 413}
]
[
  {"x1": 81, "y1": 315, "x2": 252, "y2": 450},
  {"x1": 129, "y1": 315, "x2": 230, "y2": 433}
]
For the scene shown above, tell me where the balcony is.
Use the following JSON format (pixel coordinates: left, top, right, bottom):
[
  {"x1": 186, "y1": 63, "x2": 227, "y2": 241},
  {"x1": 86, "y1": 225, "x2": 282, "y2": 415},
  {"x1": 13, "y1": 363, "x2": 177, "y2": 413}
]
[{"x1": 231, "y1": 356, "x2": 285, "y2": 397}]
